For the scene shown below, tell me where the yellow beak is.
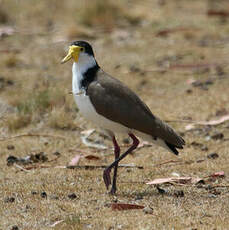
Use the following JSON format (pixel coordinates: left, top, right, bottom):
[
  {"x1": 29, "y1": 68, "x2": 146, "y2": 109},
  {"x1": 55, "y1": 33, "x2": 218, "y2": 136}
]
[{"x1": 61, "y1": 45, "x2": 82, "y2": 64}]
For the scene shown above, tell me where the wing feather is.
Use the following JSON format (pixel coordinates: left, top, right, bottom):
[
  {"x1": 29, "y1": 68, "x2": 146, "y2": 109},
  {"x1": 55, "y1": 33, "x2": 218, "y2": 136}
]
[{"x1": 87, "y1": 70, "x2": 185, "y2": 148}]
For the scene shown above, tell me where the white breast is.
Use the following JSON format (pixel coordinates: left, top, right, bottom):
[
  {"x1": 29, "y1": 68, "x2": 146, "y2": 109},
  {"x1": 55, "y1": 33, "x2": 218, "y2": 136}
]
[{"x1": 72, "y1": 62, "x2": 128, "y2": 133}]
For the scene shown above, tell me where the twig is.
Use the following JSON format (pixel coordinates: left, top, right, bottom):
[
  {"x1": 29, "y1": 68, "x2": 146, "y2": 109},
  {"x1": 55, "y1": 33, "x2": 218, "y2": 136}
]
[
  {"x1": 50, "y1": 220, "x2": 64, "y2": 227},
  {"x1": 153, "y1": 159, "x2": 183, "y2": 167},
  {"x1": 14, "y1": 164, "x2": 30, "y2": 172},
  {"x1": 209, "y1": 185, "x2": 229, "y2": 188},
  {"x1": 47, "y1": 155, "x2": 61, "y2": 163},
  {"x1": 19, "y1": 163, "x2": 143, "y2": 170},
  {"x1": 64, "y1": 164, "x2": 143, "y2": 170},
  {"x1": 119, "y1": 181, "x2": 145, "y2": 184},
  {"x1": 0, "y1": 133, "x2": 66, "y2": 141},
  {"x1": 164, "y1": 119, "x2": 194, "y2": 123},
  {"x1": 24, "y1": 165, "x2": 52, "y2": 170}
]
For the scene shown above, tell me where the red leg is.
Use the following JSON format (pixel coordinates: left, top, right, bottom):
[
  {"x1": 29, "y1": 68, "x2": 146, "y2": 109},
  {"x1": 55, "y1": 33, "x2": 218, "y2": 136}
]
[
  {"x1": 110, "y1": 136, "x2": 120, "y2": 195},
  {"x1": 103, "y1": 133, "x2": 139, "y2": 194}
]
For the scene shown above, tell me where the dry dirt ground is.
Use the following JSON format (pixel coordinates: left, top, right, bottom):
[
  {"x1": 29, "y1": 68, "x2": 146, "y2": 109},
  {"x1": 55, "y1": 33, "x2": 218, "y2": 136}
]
[{"x1": 1, "y1": 0, "x2": 229, "y2": 229}]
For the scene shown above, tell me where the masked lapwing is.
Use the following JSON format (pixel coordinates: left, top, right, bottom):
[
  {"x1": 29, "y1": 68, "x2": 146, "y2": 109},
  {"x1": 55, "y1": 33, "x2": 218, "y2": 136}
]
[{"x1": 61, "y1": 41, "x2": 185, "y2": 194}]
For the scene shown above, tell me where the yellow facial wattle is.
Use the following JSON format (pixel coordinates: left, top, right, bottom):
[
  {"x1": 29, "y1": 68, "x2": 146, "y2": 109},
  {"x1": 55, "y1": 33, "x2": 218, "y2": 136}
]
[{"x1": 61, "y1": 45, "x2": 82, "y2": 64}]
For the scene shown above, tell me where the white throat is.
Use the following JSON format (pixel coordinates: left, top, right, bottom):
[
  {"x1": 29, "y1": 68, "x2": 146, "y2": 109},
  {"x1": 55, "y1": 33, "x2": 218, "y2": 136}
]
[{"x1": 72, "y1": 53, "x2": 97, "y2": 94}]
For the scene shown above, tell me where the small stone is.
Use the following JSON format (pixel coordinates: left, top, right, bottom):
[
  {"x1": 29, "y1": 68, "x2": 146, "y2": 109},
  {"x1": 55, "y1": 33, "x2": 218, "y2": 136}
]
[
  {"x1": 156, "y1": 186, "x2": 166, "y2": 194},
  {"x1": 211, "y1": 133, "x2": 224, "y2": 140},
  {"x1": 186, "y1": 89, "x2": 192, "y2": 94},
  {"x1": 143, "y1": 206, "x2": 153, "y2": 214},
  {"x1": 201, "y1": 146, "x2": 208, "y2": 151},
  {"x1": 31, "y1": 191, "x2": 38, "y2": 195},
  {"x1": 7, "y1": 145, "x2": 15, "y2": 150},
  {"x1": 135, "y1": 194, "x2": 143, "y2": 200},
  {"x1": 174, "y1": 190, "x2": 184, "y2": 197},
  {"x1": 129, "y1": 65, "x2": 141, "y2": 73},
  {"x1": 117, "y1": 224, "x2": 122, "y2": 230},
  {"x1": 207, "y1": 153, "x2": 219, "y2": 159},
  {"x1": 34, "y1": 152, "x2": 48, "y2": 162},
  {"x1": 7, "y1": 79, "x2": 14, "y2": 85},
  {"x1": 53, "y1": 151, "x2": 61, "y2": 156},
  {"x1": 211, "y1": 189, "x2": 221, "y2": 196},
  {"x1": 196, "y1": 184, "x2": 204, "y2": 189},
  {"x1": 11, "y1": 226, "x2": 19, "y2": 230},
  {"x1": 25, "y1": 204, "x2": 31, "y2": 210},
  {"x1": 4, "y1": 197, "x2": 15, "y2": 203},
  {"x1": 41, "y1": 192, "x2": 47, "y2": 198},
  {"x1": 6, "y1": 155, "x2": 18, "y2": 166},
  {"x1": 215, "y1": 65, "x2": 225, "y2": 76},
  {"x1": 68, "y1": 193, "x2": 77, "y2": 200},
  {"x1": 196, "y1": 158, "x2": 205, "y2": 163},
  {"x1": 190, "y1": 141, "x2": 203, "y2": 148},
  {"x1": 208, "y1": 194, "x2": 217, "y2": 198},
  {"x1": 215, "y1": 108, "x2": 228, "y2": 117},
  {"x1": 114, "y1": 64, "x2": 121, "y2": 69}
]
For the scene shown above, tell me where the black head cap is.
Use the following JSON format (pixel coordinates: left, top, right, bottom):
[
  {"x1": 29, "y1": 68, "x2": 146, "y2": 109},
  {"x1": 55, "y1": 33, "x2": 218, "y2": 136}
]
[{"x1": 71, "y1": 41, "x2": 95, "y2": 56}]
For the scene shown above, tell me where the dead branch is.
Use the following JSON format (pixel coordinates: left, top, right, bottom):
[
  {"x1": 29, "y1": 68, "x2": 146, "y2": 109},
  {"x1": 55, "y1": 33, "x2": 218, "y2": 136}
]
[
  {"x1": 0, "y1": 133, "x2": 66, "y2": 142},
  {"x1": 65, "y1": 164, "x2": 143, "y2": 170},
  {"x1": 153, "y1": 159, "x2": 183, "y2": 167}
]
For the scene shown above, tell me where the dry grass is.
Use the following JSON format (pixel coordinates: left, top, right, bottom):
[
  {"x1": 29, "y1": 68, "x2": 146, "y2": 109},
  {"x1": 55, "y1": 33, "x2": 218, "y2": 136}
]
[
  {"x1": 79, "y1": 0, "x2": 140, "y2": 31},
  {"x1": 1, "y1": 0, "x2": 229, "y2": 229},
  {"x1": 48, "y1": 107, "x2": 78, "y2": 130}
]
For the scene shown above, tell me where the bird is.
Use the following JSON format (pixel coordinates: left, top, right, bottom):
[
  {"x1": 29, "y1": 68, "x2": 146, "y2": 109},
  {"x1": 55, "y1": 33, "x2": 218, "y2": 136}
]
[{"x1": 61, "y1": 41, "x2": 185, "y2": 194}]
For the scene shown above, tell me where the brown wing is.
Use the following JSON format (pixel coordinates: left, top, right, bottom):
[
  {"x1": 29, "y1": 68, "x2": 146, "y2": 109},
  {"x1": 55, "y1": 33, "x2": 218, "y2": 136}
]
[{"x1": 87, "y1": 70, "x2": 185, "y2": 148}]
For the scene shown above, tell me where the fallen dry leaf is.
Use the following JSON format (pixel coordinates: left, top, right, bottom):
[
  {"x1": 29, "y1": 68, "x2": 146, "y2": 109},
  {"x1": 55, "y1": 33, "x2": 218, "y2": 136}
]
[
  {"x1": 68, "y1": 155, "x2": 81, "y2": 166},
  {"x1": 50, "y1": 220, "x2": 64, "y2": 227},
  {"x1": 0, "y1": 26, "x2": 15, "y2": 38},
  {"x1": 146, "y1": 176, "x2": 203, "y2": 185},
  {"x1": 207, "y1": 10, "x2": 229, "y2": 17},
  {"x1": 111, "y1": 203, "x2": 144, "y2": 211},
  {"x1": 156, "y1": 26, "x2": 199, "y2": 37},
  {"x1": 85, "y1": 155, "x2": 100, "y2": 160},
  {"x1": 185, "y1": 114, "x2": 229, "y2": 130},
  {"x1": 209, "y1": 171, "x2": 225, "y2": 178}
]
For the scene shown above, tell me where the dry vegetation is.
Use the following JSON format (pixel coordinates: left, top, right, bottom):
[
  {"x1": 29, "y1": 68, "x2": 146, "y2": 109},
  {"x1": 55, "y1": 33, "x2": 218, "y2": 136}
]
[{"x1": 1, "y1": 0, "x2": 229, "y2": 229}]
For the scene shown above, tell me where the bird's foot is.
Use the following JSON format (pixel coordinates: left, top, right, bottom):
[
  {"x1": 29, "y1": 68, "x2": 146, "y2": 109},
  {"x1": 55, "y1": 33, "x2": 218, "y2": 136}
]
[
  {"x1": 109, "y1": 185, "x2": 116, "y2": 195},
  {"x1": 103, "y1": 168, "x2": 112, "y2": 190}
]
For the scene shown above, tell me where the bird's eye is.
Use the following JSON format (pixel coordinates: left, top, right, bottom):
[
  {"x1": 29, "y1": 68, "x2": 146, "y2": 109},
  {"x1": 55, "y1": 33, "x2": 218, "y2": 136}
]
[{"x1": 80, "y1": 47, "x2": 84, "y2": 52}]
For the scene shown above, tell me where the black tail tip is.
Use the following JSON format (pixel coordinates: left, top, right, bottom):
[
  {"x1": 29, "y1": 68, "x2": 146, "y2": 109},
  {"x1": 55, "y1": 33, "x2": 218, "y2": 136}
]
[{"x1": 165, "y1": 141, "x2": 180, "y2": 155}]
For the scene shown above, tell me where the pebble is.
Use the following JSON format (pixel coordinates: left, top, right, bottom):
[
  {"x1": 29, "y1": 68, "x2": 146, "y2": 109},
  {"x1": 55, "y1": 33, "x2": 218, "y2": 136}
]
[
  {"x1": 6, "y1": 155, "x2": 18, "y2": 166},
  {"x1": 4, "y1": 197, "x2": 15, "y2": 203},
  {"x1": 156, "y1": 186, "x2": 167, "y2": 194},
  {"x1": 208, "y1": 194, "x2": 217, "y2": 198},
  {"x1": 7, "y1": 145, "x2": 15, "y2": 150},
  {"x1": 174, "y1": 190, "x2": 184, "y2": 197},
  {"x1": 207, "y1": 153, "x2": 219, "y2": 159},
  {"x1": 68, "y1": 193, "x2": 77, "y2": 200},
  {"x1": 143, "y1": 206, "x2": 153, "y2": 214},
  {"x1": 41, "y1": 192, "x2": 47, "y2": 198},
  {"x1": 53, "y1": 151, "x2": 61, "y2": 156},
  {"x1": 211, "y1": 133, "x2": 224, "y2": 140},
  {"x1": 31, "y1": 191, "x2": 38, "y2": 195},
  {"x1": 135, "y1": 194, "x2": 143, "y2": 200}
]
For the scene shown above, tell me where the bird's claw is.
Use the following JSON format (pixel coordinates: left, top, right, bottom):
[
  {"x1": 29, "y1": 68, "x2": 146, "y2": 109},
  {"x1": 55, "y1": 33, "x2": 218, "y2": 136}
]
[
  {"x1": 110, "y1": 186, "x2": 116, "y2": 195},
  {"x1": 103, "y1": 168, "x2": 111, "y2": 189}
]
